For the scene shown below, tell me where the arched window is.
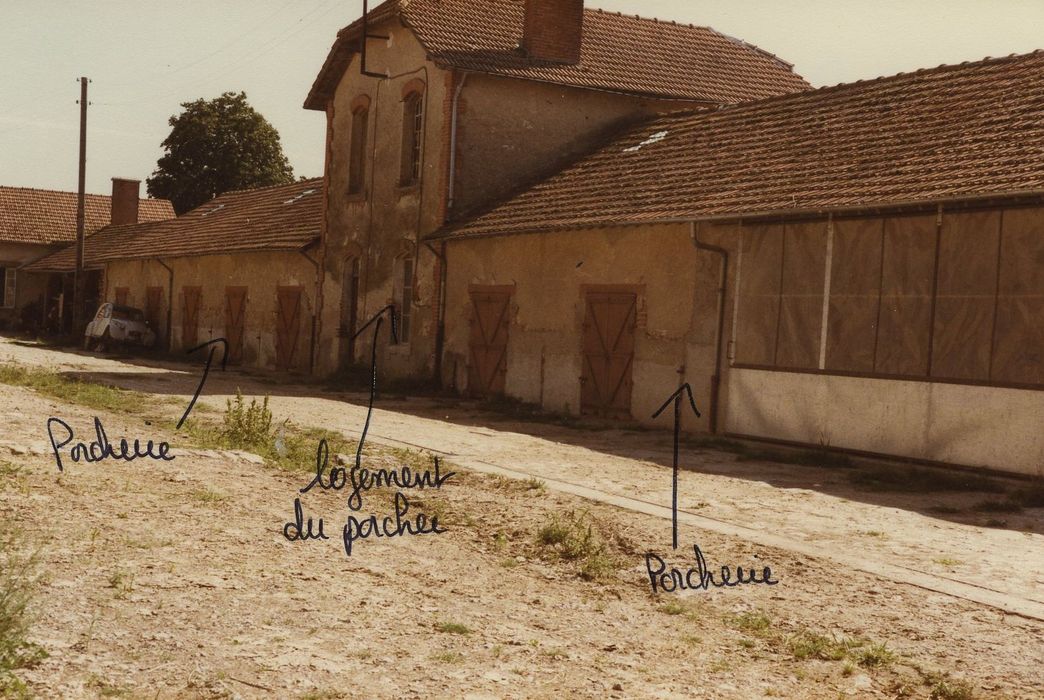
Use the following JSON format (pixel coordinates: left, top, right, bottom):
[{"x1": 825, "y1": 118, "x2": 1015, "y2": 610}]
[
  {"x1": 399, "y1": 90, "x2": 424, "y2": 186},
  {"x1": 348, "y1": 97, "x2": 369, "y2": 196}
]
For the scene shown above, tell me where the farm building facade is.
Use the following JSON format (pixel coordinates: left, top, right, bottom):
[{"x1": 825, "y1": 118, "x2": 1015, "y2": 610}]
[
  {"x1": 1, "y1": 179, "x2": 174, "y2": 331},
  {"x1": 428, "y1": 51, "x2": 1044, "y2": 476},
  {"x1": 26, "y1": 179, "x2": 322, "y2": 371}
]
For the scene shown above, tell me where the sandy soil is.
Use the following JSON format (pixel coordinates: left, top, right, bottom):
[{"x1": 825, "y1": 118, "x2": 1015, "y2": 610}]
[{"x1": 1, "y1": 338, "x2": 1042, "y2": 698}]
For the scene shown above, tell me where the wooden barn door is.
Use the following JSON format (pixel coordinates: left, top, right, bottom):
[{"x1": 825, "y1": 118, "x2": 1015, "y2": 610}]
[
  {"x1": 468, "y1": 286, "x2": 512, "y2": 396},
  {"x1": 580, "y1": 289, "x2": 637, "y2": 418},
  {"x1": 276, "y1": 286, "x2": 303, "y2": 370},
  {"x1": 181, "y1": 286, "x2": 201, "y2": 350},
  {"x1": 224, "y1": 287, "x2": 247, "y2": 365}
]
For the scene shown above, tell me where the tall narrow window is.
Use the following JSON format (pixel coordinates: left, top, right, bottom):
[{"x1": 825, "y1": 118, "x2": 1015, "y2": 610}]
[
  {"x1": 398, "y1": 256, "x2": 414, "y2": 343},
  {"x1": 347, "y1": 103, "x2": 369, "y2": 195},
  {"x1": 400, "y1": 91, "x2": 424, "y2": 186}
]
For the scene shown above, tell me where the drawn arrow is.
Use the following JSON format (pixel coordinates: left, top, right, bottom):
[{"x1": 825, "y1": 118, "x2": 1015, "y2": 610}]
[
  {"x1": 350, "y1": 305, "x2": 398, "y2": 470},
  {"x1": 652, "y1": 383, "x2": 701, "y2": 550},
  {"x1": 177, "y1": 337, "x2": 229, "y2": 429}
]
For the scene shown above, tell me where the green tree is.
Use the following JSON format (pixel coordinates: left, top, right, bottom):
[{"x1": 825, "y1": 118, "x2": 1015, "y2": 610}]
[{"x1": 146, "y1": 91, "x2": 294, "y2": 214}]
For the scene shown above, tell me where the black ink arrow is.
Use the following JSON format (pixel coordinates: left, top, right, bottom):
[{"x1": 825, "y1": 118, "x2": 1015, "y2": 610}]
[
  {"x1": 652, "y1": 383, "x2": 701, "y2": 550},
  {"x1": 176, "y1": 337, "x2": 228, "y2": 429},
  {"x1": 350, "y1": 305, "x2": 398, "y2": 470}
]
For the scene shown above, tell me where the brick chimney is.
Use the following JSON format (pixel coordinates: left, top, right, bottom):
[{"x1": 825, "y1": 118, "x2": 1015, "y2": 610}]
[
  {"x1": 110, "y1": 178, "x2": 140, "y2": 225},
  {"x1": 522, "y1": 0, "x2": 584, "y2": 64}
]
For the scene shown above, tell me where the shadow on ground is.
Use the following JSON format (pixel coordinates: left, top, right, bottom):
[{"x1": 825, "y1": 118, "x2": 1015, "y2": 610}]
[{"x1": 16, "y1": 337, "x2": 1044, "y2": 537}]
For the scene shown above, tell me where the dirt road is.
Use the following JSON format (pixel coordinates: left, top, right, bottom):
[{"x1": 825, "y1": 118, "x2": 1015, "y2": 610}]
[{"x1": 1, "y1": 338, "x2": 1042, "y2": 698}]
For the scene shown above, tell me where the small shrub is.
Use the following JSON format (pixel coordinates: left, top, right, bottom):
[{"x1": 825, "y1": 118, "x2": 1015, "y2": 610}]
[
  {"x1": 222, "y1": 390, "x2": 273, "y2": 450},
  {"x1": 536, "y1": 510, "x2": 617, "y2": 581}
]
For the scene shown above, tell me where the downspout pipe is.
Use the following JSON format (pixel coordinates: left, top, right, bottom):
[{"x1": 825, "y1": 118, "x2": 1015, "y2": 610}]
[
  {"x1": 155, "y1": 258, "x2": 174, "y2": 354},
  {"x1": 423, "y1": 240, "x2": 447, "y2": 384},
  {"x1": 446, "y1": 72, "x2": 468, "y2": 215},
  {"x1": 300, "y1": 247, "x2": 321, "y2": 374},
  {"x1": 690, "y1": 221, "x2": 728, "y2": 434}
]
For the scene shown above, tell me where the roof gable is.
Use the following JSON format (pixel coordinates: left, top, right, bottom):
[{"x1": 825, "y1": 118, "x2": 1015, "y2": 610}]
[
  {"x1": 305, "y1": 0, "x2": 809, "y2": 109},
  {"x1": 433, "y1": 51, "x2": 1044, "y2": 239},
  {"x1": 0, "y1": 187, "x2": 175, "y2": 245}
]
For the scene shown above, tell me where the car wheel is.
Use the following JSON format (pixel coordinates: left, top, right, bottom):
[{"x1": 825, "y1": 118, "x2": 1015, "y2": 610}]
[
  {"x1": 99, "y1": 329, "x2": 112, "y2": 353},
  {"x1": 83, "y1": 335, "x2": 92, "y2": 351}
]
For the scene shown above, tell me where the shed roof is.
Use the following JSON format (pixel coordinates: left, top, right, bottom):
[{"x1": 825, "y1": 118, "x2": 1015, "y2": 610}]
[
  {"x1": 304, "y1": 0, "x2": 810, "y2": 110},
  {"x1": 0, "y1": 186, "x2": 175, "y2": 245},
  {"x1": 432, "y1": 50, "x2": 1044, "y2": 240},
  {"x1": 24, "y1": 178, "x2": 322, "y2": 272}
]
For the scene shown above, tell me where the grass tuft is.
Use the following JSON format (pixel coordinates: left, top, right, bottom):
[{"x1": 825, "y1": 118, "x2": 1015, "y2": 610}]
[
  {"x1": 435, "y1": 621, "x2": 471, "y2": 635},
  {"x1": 0, "y1": 524, "x2": 47, "y2": 696},
  {"x1": 536, "y1": 510, "x2": 617, "y2": 581}
]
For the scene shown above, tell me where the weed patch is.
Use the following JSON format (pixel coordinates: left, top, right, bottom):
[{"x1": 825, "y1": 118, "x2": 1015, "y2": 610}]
[
  {"x1": 536, "y1": 510, "x2": 618, "y2": 581},
  {"x1": 0, "y1": 525, "x2": 46, "y2": 695}
]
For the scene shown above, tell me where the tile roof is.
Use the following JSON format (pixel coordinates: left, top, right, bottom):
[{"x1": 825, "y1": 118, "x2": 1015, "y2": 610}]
[
  {"x1": 432, "y1": 51, "x2": 1044, "y2": 240},
  {"x1": 304, "y1": 0, "x2": 809, "y2": 109},
  {"x1": 23, "y1": 178, "x2": 322, "y2": 272},
  {"x1": 0, "y1": 186, "x2": 174, "y2": 245}
]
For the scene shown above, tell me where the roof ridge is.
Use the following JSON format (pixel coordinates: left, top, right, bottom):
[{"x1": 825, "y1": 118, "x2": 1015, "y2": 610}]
[
  {"x1": 0, "y1": 184, "x2": 174, "y2": 205},
  {"x1": 697, "y1": 48, "x2": 1044, "y2": 119},
  {"x1": 221, "y1": 177, "x2": 323, "y2": 197},
  {"x1": 586, "y1": 7, "x2": 798, "y2": 73}
]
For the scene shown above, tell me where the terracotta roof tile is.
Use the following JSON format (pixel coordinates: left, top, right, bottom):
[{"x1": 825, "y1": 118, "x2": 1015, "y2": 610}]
[
  {"x1": 24, "y1": 179, "x2": 322, "y2": 272},
  {"x1": 0, "y1": 186, "x2": 174, "y2": 245},
  {"x1": 433, "y1": 51, "x2": 1044, "y2": 239},
  {"x1": 305, "y1": 0, "x2": 809, "y2": 109}
]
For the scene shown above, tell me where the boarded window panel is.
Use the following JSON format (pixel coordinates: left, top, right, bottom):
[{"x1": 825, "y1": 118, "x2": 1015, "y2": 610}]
[
  {"x1": 876, "y1": 215, "x2": 937, "y2": 376},
  {"x1": 826, "y1": 218, "x2": 883, "y2": 372},
  {"x1": 735, "y1": 224, "x2": 783, "y2": 365},
  {"x1": 991, "y1": 207, "x2": 1044, "y2": 385},
  {"x1": 776, "y1": 221, "x2": 827, "y2": 369},
  {"x1": 931, "y1": 210, "x2": 1002, "y2": 380}
]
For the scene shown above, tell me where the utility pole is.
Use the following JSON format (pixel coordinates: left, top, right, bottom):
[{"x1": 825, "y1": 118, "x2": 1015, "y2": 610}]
[{"x1": 72, "y1": 76, "x2": 88, "y2": 336}]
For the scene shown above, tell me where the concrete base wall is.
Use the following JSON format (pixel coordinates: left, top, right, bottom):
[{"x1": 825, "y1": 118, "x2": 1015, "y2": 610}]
[{"x1": 726, "y1": 368, "x2": 1044, "y2": 476}]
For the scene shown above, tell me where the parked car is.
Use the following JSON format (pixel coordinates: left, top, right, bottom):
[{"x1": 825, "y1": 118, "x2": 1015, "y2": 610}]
[{"x1": 84, "y1": 302, "x2": 156, "y2": 351}]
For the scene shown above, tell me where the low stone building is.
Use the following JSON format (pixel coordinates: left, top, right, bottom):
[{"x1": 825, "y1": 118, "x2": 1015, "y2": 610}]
[
  {"x1": 0, "y1": 179, "x2": 173, "y2": 331},
  {"x1": 26, "y1": 179, "x2": 322, "y2": 371},
  {"x1": 428, "y1": 52, "x2": 1044, "y2": 476}
]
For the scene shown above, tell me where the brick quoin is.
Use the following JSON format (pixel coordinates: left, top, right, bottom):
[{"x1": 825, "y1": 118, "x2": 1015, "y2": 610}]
[{"x1": 523, "y1": 0, "x2": 584, "y2": 64}]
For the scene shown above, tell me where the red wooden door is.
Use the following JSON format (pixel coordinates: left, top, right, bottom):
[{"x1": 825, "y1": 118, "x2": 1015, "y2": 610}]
[
  {"x1": 224, "y1": 287, "x2": 247, "y2": 365},
  {"x1": 580, "y1": 290, "x2": 637, "y2": 417},
  {"x1": 468, "y1": 286, "x2": 512, "y2": 396},
  {"x1": 182, "y1": 286, "x2": 201, "y2": 349},
  {"x1": 276, "y1": 286, "x2": 303, "y2": 370},
  {"x1": 114, "y1": 287, "x2": 129, "y2": 306}
]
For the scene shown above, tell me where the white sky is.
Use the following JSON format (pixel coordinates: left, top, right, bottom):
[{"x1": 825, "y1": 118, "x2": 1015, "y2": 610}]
[{"x1": 2, "y1": 0, "x2": 1043, "y2": 195}]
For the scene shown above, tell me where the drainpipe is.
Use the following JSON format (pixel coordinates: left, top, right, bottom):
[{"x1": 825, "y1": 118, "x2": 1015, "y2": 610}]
[
  {"x1": 300, "y1": 248, "x2": 321, "y2": 374},
  {"x1": 423, "y1": 240, "x2": 447, "y2": 383},
  {"x1": 446, "y1": 72, "x2": 468, "y2": 215},
  {"x1": 156, "y1": 258, "x2": 174, "y2": 353},
  {"x1": 690, "y1": 221, "x2": 728, "y2": 434}
]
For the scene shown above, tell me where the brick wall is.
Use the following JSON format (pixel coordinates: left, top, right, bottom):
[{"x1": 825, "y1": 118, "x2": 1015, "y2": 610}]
[{"x1": 522, "y1": 0, "x2": 584, "y2": 64}]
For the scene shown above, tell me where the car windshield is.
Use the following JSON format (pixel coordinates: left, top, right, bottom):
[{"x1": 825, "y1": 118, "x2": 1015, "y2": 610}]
[{"x1": 112, "y1": 306, "x2": 144, "y2": 322}]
